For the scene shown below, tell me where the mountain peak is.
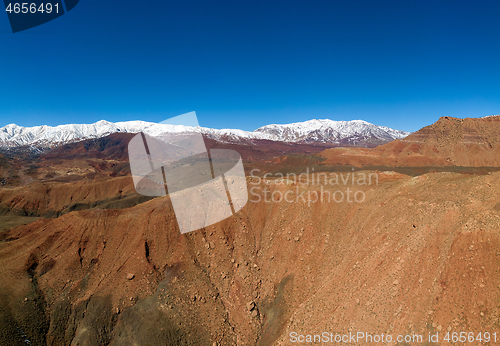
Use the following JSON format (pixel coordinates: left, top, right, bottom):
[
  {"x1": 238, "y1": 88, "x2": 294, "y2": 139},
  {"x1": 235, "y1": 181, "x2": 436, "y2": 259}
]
[{"x1": 1, "y1": 123, "x2": 21, "y2": 130}]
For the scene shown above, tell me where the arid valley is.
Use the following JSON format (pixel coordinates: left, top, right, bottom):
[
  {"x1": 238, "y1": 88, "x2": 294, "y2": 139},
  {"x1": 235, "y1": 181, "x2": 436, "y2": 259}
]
[{"x1": 0, "y1": 115, "x2": 500, "y2": 345}]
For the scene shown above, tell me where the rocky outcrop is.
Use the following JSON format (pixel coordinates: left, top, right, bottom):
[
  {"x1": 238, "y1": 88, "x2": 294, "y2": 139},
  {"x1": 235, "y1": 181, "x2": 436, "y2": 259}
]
[{"x1": 321, "y1": 115, "x2": 500, "y2": 167}]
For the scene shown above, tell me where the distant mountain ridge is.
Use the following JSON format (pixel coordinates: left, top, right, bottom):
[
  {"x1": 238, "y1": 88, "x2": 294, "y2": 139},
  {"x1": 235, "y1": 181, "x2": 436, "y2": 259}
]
[
  {"x1": 0, "y1": 119, "x2": 409, "y2": 149},
  {"x1": 254, "y1": 119, "x2": 408, "y2": 145}
]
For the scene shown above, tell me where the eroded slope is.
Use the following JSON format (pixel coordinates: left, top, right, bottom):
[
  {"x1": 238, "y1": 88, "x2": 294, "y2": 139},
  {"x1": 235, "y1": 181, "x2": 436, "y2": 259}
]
[{"x1": 0, "y1": 170, "x2": 499, "y2": 345}]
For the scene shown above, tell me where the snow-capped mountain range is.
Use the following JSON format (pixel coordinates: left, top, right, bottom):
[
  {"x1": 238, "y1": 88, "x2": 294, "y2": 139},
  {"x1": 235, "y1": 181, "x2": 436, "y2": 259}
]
[
  {"x1": 254, "y1": 119, "x2": 408, "y2": 144},
  {"x1": 0, "y1": 119, "x2": 409, "y2": 149}
]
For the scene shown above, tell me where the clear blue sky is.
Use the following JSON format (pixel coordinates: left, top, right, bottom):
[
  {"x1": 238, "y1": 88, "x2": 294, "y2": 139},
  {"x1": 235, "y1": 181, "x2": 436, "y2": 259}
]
[{"x1": 1, "y1": 0, "x2": 500, "y2": 132}]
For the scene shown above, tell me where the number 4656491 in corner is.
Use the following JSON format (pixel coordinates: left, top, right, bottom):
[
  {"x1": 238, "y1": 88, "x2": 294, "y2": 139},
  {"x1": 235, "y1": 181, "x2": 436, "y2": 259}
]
[{"x1": 5, "y1": 3, "x2": 59, "y2": 14}]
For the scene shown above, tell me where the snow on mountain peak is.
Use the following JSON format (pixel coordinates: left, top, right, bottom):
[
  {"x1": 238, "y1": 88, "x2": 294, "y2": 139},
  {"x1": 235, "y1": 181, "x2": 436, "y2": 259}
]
[
  {"x1": 0, "y1": 118, "x2": 409, "y2": 149},
  {"x1": 254, "y1": 119, "x2": 409, "y2": 145}
]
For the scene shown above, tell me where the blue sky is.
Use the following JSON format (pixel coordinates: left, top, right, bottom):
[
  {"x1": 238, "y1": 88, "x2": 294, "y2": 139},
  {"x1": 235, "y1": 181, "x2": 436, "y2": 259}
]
[{"x1": 1, "y1": 0, "x2": 500, "y2": 132}]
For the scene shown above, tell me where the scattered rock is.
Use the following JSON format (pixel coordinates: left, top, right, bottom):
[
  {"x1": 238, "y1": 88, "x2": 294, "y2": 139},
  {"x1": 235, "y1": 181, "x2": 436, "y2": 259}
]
[
  {"x1": 246, "y1": 301, "x2": 255, "y2": 311},
  {"x1": 126, "y1": 273, "x2": 135, "y2": 280}
]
